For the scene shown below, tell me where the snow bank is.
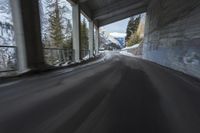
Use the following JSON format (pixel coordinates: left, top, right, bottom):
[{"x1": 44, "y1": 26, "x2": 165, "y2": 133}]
[
  {"x1": 83, "y1": 54, "x2": 90, "y2": 60},
  {"x1": 120, "y1": 51, "x2": 136, "y2": 57},
  {"x1": 100, "y1": 51, "x2": 116, "y2": 61},
  {"x1": 122, "y1": 44, "x2": 140, "y2": 50}
]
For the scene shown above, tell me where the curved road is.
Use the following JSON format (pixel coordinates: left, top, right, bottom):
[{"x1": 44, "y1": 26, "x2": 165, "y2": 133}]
[{"x1": 0, "y1": 52, "x2": 200, "y2": 133}]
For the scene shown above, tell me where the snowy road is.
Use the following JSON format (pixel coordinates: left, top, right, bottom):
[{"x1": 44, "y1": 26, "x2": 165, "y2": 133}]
[{"x1": 0, "y1": 51, "x2": 200, "y2": 133}]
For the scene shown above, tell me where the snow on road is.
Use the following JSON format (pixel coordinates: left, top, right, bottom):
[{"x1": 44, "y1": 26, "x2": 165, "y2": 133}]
[
  {"x1": 120, "y1": 50, "x2": 136, "y2": 57},
  {"x1": 100, "y1": 50, "x2": 119, "y2": 61},
  {"x1": 122, "y1": 44, "x2": 140, "y2": 50}
]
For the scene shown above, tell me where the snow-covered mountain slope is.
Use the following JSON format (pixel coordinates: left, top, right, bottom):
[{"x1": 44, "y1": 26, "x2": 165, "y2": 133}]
[
  {"x1": 0, "y1": 0, "x2": 12, "y2": 24},
  {"x1": 100, "y1": 31, "x2": 124, "y2": 49},
  {"x1": 109, "y1": 32, "x2": 126, "y2": 47},
  {"x1": 0, "y1": 0, "x2": 15, "y2": 46}
]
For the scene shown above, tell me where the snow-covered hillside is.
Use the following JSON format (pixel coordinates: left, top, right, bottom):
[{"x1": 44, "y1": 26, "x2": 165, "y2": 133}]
[
  {"x1": 0, "y1": 0, "x2": 16, "y2": 71},
  {"x1": 99, "y1": 30, "x2": 124, "y2": 50},
  {"x1": 110, "y1": 32, "x2": 126, "y2": 47},
  {"x1": 0, "y1": 0, "x2": 12, "y2": 24},
  {"x1": 0, "y1": 0, "x2": 15, "y2": 46}
]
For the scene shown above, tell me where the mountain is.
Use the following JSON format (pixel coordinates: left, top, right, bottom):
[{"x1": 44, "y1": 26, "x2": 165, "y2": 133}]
[
  {"x1": 109, "y1": 32, "x2": 126, "y2": 47},
  {"x1": 99, "y1": 31, "x2": 122, "y2": 50}
]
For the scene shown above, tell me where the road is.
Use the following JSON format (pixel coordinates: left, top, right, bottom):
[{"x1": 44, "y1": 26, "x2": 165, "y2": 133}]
[{"x1": 0, "y1": 52, "x2": 200, "y2": 133}]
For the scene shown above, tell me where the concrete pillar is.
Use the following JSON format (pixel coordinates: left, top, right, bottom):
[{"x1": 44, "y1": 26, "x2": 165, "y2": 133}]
[
  {"x1": 94, "y1": 26, "x2": 99, "y2": 55},
  {"x1": 88, "y1": 21, "x2": 94, "y2": 58},
  {"x1": 10, "y1": 0, "x2": 28, "y2": 73},
  {"x1": 19, "y1": 0, "x2": 45, "y2": 70},
  {"x1": 72, "y1": 4, "x2": 80, "y2": 62}
]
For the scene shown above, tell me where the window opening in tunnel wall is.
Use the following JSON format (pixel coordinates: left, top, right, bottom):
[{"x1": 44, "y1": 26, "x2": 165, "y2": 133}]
[
  {"x1": 0, "y1": 0, "x2": 17, "y2": 74},
  {"x1": 80, "y1": 13, "x2": 89, "y2": 60},
  {"x1": 99, "y1": 13, "x2": 146, "y2": 55},
  {"x1": 39, "y1": 0, "x2": 73, "y2": 67}
]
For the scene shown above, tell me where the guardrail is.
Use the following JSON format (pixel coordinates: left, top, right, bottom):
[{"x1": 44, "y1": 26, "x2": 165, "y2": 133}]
[
  {"x1": 43, "y1": 48, "x2": 73, "y2": 66},
  {"x1": 0, "y1": 45, "x2": 17, "y2": 72}
]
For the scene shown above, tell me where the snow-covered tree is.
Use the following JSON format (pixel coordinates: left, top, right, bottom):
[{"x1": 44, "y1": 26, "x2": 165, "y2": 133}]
[
  {"x1": 0, "y1": 0, "x2": 17, "y2": 71},
  {"x1": 40, "y1": 0, "x2": 73, "y2": 65},
  {"x1": 40, "y1": 0, "x2": 72, "y2": 48},
  {"x1": 47, "y1": 0, "x2": 65, "y2": 48}
]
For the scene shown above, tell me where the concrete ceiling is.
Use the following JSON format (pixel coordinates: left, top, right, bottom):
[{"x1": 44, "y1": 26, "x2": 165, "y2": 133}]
[{"x1": 75, "y1": 0, "x2": 149, "y2": 27}]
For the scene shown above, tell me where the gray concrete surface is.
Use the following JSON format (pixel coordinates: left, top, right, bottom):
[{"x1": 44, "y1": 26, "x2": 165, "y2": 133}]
[
  {"x1": 10, "y1": 0, "x2": 28, "y2": 73},
  {"x1": 143, "y1": 0, "x2": 200, "y2": 79},
  {"x1": 0, "y1": 52, "x2": 199, "y2": 133},
  {"x1": 20, "y1": 0, "x2": 45, "y2": 69},
  {"x1": 75, "y1": 0, "x2": 147, "y2": 26}
]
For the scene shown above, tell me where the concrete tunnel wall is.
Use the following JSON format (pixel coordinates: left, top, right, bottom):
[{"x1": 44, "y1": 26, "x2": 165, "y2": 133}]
[{"x1": 143, "y1": 0, "x2": 200, "y2": 79}]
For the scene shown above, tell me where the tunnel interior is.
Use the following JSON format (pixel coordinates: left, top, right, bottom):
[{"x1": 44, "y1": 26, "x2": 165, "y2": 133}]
[
  {"x1": 0, "y1": 0, "x2": 200, "y2": 133},
  {"x1": 0, "y1": 0, "x2": 199, "y2": 79}
]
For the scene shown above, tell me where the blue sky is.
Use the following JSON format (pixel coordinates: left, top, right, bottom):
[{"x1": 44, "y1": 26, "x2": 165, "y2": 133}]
[
  {"x1": 102, "y1": 18, "x2": 129, "y2": 34},
  {"x1": 101, "y1": 13, "x2": 146, "y2": 34}
]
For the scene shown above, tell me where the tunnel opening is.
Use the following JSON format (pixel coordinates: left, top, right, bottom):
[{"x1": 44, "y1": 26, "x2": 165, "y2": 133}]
[
  {"x1": 98, "y1": 1, "x2": 200, "y2": 80},
  {"x1": 99, "y1": 13, "x2": 146, "y2": 53}
]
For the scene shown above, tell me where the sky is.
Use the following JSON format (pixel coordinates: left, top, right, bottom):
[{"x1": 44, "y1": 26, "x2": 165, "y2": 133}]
[
  {"x1": 101, "y1": 13, "x2": 146, "y2": 37},
  {"x1": 102, "y1": 18, "x2": 129, "y2": 34}
]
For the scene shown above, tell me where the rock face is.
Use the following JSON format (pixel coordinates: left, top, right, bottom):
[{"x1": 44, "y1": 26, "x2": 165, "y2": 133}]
[{"x1": 143, "y1": 0, "x2": 200, "y2": 79}]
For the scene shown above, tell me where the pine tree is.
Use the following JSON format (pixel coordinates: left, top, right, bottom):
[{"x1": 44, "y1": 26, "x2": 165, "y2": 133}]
[
  {"x1": 133, "y1": 16, "x2": 141, "y2": 33},
  {"x1": 125, "y1": 15, "x2": 141, "y2": 46},
  {"x1": 41, "y1": 0, "x2": 73, "y2": 65},
  {"x1": 63, "y1": 19, "x2": 72, "y2": 49},
  {"x1": 46, "y1": 0, "x2": 66, "y2": 64},
  {"x1": 48, "y1": 0, "x2": 65, "y2": 48},
  {"x1": 125, "y1": 17, "x2": 134, "y2": 42}
]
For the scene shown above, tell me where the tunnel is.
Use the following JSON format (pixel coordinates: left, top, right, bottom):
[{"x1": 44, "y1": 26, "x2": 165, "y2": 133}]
[{"x1": 0, "y1": 0, "x2": 200, "y2": 133}]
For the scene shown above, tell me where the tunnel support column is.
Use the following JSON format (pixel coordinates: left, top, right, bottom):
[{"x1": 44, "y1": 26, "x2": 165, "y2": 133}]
[
  {"x1": 88, "y1": 21, "x2": 94, "y2": 58},
  {"x1": 72, "y1": 3, "x2": 80, "y2": 62},
  {"x1": 10, "y1": 0, "x2": 28, "y2": 73},
  {"x1": 19, "y1": 0, "x2": 45, "y2": 71},
  {"x1": 94, "y1": 26, "x2": 99, "y2": 55}
]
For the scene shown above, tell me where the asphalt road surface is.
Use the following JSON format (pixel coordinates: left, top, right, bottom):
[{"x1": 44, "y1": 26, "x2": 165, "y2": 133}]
[{"x1": 0, "y1": 52, "x2": 200, "y2": 133}]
